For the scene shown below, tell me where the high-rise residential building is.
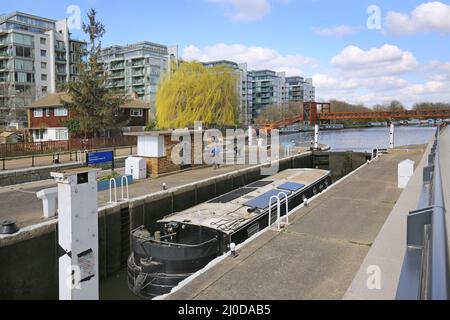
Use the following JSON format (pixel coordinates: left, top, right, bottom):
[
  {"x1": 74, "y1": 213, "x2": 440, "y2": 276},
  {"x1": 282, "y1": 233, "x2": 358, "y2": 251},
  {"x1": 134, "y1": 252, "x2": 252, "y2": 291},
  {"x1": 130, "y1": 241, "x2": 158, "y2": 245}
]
[
  {"x1": 99, "y1": 42, "x2": 178, "y2": 119},
  {"x1": 0, "y1": 11, "x2": 87, "y2": 128},
  {"x1": 303, "y1": 78, "x2": 315, "y2": 103},
  {"x1": 286, "y1": 76, "x2": 316, "y2": 103},
  {"x1": 285, "y1": 76, "x2": 305, "y2": 102},
  {"x1": 249, "y1": 70, "x2": 286, "y2": 119},
  {"x1": 203, "y1": 60, "x2": 253, "y2": 125}
]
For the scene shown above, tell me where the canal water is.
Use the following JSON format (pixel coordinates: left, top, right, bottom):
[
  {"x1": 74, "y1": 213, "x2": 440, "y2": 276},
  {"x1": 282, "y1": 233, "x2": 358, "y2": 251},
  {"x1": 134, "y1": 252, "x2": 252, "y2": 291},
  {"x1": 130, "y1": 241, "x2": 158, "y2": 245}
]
[
  {"x1": 281, "y1": 126, "x2": 437, "y2": 152},
  {"x1": 101, "y1": 126, "x2": 436, "y2": 300}
]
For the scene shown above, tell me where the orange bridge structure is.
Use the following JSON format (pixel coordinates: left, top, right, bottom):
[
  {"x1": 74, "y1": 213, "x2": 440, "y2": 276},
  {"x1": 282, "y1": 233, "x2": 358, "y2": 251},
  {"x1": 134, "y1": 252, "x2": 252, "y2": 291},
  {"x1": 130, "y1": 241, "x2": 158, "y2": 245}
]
[{"x1": 267, "y1": 102, "x2": 450, "y2": 128}]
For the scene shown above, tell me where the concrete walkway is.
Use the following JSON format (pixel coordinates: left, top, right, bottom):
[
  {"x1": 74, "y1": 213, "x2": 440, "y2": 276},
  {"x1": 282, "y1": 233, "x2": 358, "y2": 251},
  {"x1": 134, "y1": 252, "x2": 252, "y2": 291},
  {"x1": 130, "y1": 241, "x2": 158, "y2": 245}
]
[
  {"x1": 0, "y1": 163, "x2": 255, "y2": 227},
  {"x1": 0, "y1": 146, "x2": 135, "y2": 172},
  {"x1": 165, "y1": 146, "x2": 426, "y2": 300}
]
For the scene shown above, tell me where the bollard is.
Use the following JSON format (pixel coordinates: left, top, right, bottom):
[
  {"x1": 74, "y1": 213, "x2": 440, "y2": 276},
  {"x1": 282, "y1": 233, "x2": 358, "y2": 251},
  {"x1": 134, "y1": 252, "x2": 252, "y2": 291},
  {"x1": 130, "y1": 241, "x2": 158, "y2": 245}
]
[
  {"x1": 314, "y1": 124, "x2": 319, "y2": 149},
  {"x1": 2, "y1": 158, "x2": 5, "y2": 171},
  {"x1": 390, "y1": 123, "x2": 395, "y2": 149},
  {"x1": 31, "y1": 155, "x2": 35, "y2": 167}
]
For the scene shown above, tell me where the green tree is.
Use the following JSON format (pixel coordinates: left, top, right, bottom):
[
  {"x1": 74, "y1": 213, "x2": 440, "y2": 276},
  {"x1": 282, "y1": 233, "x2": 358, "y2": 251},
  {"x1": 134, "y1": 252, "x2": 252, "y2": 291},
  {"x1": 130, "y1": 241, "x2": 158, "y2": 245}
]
[
  {"x1": 62, "y1": 9, "x2": 128, "y2": 138},
  {"x1": 156, "y1": 61, "x2": 238, "y2": 129}
]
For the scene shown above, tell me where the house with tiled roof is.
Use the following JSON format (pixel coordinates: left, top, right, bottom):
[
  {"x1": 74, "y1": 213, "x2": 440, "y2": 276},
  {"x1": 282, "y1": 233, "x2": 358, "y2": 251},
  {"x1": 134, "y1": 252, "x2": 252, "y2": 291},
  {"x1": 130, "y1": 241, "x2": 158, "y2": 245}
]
[{"x1": 26, "y1": 92, "x2": 150, "y2": 141}]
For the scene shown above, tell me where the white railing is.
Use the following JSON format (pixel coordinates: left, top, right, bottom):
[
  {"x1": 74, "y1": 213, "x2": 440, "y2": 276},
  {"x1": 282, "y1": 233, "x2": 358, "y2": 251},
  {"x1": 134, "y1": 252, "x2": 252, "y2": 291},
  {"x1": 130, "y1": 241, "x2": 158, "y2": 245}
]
[
  {"x1": 268, "y1": 192, "x2": 289, "y2": 231},
  {"x1": 108, "y1": 178, "x2": 117, "y2": 204},
  {"x1": 120, "y1": 176, "x2": 129, "y2": 201}
]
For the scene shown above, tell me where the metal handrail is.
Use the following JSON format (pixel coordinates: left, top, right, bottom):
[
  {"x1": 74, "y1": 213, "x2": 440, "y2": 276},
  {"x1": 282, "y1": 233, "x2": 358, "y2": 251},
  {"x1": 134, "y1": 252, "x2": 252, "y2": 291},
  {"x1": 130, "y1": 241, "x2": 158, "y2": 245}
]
[
  {"x1": 397, "y1": 126, "x2": 450, "y2": 300},
  {"x1": 108, "y1": 178, "x2": 117, "y2": 204},
  {"x1": 428, "y1": 128, "x2": 449, "y2": 299}
]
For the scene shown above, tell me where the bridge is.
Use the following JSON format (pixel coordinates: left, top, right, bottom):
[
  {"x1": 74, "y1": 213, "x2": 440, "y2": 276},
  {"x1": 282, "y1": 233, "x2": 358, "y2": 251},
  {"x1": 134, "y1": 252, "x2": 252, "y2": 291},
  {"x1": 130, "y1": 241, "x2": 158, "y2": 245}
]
[{"x1": 267, "y1": 102, "x2": 450, "y2": 128}]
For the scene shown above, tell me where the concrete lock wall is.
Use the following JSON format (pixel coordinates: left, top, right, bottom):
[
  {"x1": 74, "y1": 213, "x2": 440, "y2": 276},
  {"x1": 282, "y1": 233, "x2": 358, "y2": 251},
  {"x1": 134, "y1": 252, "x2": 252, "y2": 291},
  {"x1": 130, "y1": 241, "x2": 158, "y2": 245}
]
[{"x1": 0, "y1": 151, "x2": 362, "y2": 300}]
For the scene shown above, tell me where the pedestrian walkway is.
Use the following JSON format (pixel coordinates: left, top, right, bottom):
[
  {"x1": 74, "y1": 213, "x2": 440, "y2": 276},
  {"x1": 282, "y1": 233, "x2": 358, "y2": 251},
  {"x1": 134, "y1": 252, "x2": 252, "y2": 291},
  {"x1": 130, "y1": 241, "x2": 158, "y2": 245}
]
[{"x1": 165, "y1": 145, "x2": 426, "y2": 300}]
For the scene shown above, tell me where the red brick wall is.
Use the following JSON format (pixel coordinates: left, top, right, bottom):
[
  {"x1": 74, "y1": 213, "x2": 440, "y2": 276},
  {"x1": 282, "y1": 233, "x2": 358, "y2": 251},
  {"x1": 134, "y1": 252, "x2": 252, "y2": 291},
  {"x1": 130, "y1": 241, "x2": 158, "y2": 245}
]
[
  {"x1": 146, "y1": 133, "x2": 205, "y2": 177},
  {"x1": 28, "y1": 107, "x2": 69, "y2": 128}
]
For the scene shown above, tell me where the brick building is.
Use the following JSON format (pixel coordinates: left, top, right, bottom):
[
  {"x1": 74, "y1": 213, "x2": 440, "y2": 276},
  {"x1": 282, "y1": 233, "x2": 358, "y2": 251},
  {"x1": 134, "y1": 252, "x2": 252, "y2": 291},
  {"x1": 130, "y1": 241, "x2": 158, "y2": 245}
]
[{"x1": 27, "y1": 92, "x2": 150, "y2": 142}]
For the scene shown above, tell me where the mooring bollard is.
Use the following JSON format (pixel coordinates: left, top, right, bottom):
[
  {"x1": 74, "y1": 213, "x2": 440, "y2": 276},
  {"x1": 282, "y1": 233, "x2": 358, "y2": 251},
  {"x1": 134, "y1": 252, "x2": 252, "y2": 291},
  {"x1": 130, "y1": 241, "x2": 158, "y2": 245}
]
[{"x1": 390, "y1": 123, "x2": 395, "y2": 149}]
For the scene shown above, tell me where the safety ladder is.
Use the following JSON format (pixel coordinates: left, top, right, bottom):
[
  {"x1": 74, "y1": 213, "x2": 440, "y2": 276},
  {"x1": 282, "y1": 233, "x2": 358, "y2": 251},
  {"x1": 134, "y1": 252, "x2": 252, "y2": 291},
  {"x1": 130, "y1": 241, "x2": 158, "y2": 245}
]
[{"x1": 268, "y1": 192, "x2": 289, "y2": 231}]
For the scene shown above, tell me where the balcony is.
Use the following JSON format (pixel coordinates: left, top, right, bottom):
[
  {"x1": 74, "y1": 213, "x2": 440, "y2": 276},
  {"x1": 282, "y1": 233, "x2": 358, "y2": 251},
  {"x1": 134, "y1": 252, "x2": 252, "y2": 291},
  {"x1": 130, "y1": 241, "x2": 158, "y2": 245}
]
[
  {"x1": 131, "y1": 71, "x2": 145, "y2": 77},
  {"x1": 56, "y1": 57, "x2": 67, "y2": 64},
  {"x1": 132, "y1": 79, "x2": 145, "y2": 86},
  {"x1": 56, "y1": 69, "x2": 67, "y2": 76},
  {"x1": 110, "y1": 64, "x2": 124, "y2": 70},
  {"x1": 110, "y1": 72, "x2": 125, "y2": 79},
  {"x1": 131, "y1": 61, "x2": 145, "y2": 68},
  {"x1": 55, "y1": 45, "x2": 66, "y2": 52}
]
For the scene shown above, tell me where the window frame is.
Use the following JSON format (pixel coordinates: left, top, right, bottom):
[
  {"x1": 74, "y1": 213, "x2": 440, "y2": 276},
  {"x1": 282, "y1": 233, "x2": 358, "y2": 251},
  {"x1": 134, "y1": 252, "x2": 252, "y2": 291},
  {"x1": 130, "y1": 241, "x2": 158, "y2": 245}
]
[
  {"x1": 130, "y1": 108, "x2": 143, "y2": 117},
  {"x1": 54, "y1": 107, "x2": 68, "y2": 117},
  {"x1": 33, "y1": 108, "x2": 43, "y2": 118}
]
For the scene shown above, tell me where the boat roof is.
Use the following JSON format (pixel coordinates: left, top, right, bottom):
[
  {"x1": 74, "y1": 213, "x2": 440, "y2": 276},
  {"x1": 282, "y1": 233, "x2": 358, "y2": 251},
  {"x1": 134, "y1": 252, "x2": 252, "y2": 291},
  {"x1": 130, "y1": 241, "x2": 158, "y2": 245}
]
[{"x1": 159, "y1": 168, "x2": 330, "y2": 234}]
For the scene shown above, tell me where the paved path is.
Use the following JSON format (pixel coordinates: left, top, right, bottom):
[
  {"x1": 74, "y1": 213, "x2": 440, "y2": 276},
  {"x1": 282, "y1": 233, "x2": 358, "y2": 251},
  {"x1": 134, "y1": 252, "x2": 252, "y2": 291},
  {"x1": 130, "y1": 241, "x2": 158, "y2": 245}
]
[
  {"x1": 165, "y1": 146, "x2": 426, "y2": 300},
  {"x1": 0, "y1": 163, "x2": 254, "y2": 228},
  {"x1": 0, "y1": 145, "x2": 316, "y2": 228},
  {"x1": 0, "y1": 146, "x2": 135, "y2": 171}
]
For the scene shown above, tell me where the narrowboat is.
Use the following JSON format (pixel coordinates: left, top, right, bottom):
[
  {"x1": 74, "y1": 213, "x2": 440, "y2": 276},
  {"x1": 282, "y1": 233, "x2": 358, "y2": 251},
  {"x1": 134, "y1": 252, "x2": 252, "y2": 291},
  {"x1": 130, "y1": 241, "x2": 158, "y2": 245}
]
[{"x1": 128, "y1": 168, "x2": 332, "y2": 299}]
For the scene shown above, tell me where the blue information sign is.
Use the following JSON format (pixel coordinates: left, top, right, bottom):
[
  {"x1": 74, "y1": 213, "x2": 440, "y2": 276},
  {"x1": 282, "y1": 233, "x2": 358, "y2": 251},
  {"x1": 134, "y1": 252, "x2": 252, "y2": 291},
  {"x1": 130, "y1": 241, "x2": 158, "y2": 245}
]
[{"x1": 87, "y1": 151, "x2": 114, "y2": 165}]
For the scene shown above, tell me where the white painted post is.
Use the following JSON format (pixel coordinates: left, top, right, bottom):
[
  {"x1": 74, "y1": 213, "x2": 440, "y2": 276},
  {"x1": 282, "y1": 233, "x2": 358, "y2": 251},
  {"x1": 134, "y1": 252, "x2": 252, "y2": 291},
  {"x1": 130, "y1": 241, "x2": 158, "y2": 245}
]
[
  {"x1": 390, "y1": 123, "x2": 395, "y2": 149},
  {"x1": 248, "y1": 126, "x2": 253, "y2": 146},
  {"x1": 314, "y1": 124, "x2": 319, "y2": 149},
  {"x1": 398, "y1": 159, "x2": 415, "y2": 189},
  {"x1": 51, "y1": 168, "x2": 100, "y2": 300}
]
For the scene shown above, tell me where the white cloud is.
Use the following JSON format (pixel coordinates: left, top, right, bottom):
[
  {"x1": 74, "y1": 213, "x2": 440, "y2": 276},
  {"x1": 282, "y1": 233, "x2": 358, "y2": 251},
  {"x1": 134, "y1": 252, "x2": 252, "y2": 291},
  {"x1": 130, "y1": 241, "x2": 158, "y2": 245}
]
[
  {"x1": 385, "y1": 1, "x2": 450, "y2": 35},
  {"x1": 208, "y1": 0, "x2": 271, "y2": 22},
  {"x1": 183, "y1": 43, "x2": 313, "y2": 76},
  {"x1": 331, "y1": 44, "x2": 418, "y2": 77},
  {"x1": 208, "y1": 0, "x2": 289, "y2": 22},
  {"x1": 312, "y1": 25, "x2": 356, "y2": 37},
  {"x1": 312, "y1": 44, "x2": 450, "y2": 106}
]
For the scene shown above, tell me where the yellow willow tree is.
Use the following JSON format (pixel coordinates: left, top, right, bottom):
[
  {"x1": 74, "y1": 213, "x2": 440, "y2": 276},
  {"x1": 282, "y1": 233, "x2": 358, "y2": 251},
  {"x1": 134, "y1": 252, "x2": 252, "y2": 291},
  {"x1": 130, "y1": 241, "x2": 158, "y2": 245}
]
[{"x1": 156, "y1": 61, "x2": 238, "y2": 129}]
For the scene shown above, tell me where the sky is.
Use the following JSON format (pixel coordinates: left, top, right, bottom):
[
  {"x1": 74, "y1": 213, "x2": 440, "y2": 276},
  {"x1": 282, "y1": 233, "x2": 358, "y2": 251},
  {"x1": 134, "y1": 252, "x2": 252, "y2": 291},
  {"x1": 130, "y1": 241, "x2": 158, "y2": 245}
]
[{"x1": 2, "y1": 0, "x2": 450, "y2": 108}]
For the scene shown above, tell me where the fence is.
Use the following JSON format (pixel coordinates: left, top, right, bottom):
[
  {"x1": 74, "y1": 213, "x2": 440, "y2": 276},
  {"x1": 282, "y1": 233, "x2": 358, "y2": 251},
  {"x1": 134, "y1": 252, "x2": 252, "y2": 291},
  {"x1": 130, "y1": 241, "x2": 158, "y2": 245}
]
[
  {"x1": 0, "y1": 136, "x2": 137, "y2": 158},
  {"x1": 396, "y1": 126, "x2": 449, "y2": 300}
]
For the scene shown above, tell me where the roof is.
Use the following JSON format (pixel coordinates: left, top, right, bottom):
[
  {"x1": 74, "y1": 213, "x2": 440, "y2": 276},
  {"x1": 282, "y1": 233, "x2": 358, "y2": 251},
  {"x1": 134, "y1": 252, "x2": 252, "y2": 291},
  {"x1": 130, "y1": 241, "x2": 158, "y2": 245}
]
[
  {"x1": 27, "y1": 93, "x2": 71, "y2": 109},
  {"x1": 0, "y1": 131, "x2": 19, "y2": 138},
  {"x1": 27, "y1": 92, "x2": 150, "y2": 110}
]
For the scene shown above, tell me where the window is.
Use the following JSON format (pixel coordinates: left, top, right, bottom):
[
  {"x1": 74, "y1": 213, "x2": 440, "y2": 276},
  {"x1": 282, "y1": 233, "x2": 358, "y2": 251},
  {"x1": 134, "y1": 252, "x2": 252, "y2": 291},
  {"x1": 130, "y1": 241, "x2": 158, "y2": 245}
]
[
  {"x1": 34, "y1": 130, "x2": 44, "y2": 141},
  {"x1": 14, "y1": 59, "x2": 33, "y2": 71},
  {"x1": 40, "y1": 37, "x2": 46, "y2": 45},
  {"x1": 33, "y1": 108, "x2": 43, "y2": 117},
  {"x1": 54, "y1": 107, "x2": 68, "y2": 117},
  {"x1": 45, "y1": 108, "x2": 50, "y2": 117},
  {"x1": 55, "y1": 129, "x2": 68, "y2": 140},
  {"x1": 15, "y1": 46, "x2": 32, "y2": 58},
  {"x1": 14, "y1": 72, "x2": 33, "y2": 83},
  {"x1": 41, "y1": 62, "x2": 47, "y2": 69},
  {"x1": 12, "y1": 33, "x2": 33, "y2": 46},
  {"x1": 40, "y1": 49, "x2": 46, "y2": 57},
  {"x1": 41, "y1": 74, "x2": 47, "y2": 81},
  {"x1": 130, "y1": 109, "x2": 143, "y2": 117},
  {"x1": 42, "y1": 86, "x2": 47, "y2": 94}
]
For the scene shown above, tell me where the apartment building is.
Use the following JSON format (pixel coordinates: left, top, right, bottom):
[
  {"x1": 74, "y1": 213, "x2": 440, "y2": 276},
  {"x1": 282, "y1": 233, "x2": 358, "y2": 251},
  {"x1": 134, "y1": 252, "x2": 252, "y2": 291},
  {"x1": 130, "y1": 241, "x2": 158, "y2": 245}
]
[
  {"x1": 303, "y1": 78, "x2": 315, "y2": 103},
  {"x1": 248, "y1": 70, "x2": 286, "y2": 119},
  {"x1": 0, "y1": 11, "x2": 87, "y2": 128},
  {"x1": 99, "y1": 42, "x2": 178, "y2": 119},
  {"x1": 203, "y1": 60, "x2": 253, "y2": 125}
]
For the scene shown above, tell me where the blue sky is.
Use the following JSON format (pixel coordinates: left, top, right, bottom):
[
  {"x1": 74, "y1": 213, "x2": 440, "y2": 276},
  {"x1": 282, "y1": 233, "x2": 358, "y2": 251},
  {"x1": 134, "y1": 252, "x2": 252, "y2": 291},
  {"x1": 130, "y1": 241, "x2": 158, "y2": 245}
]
[{"x1": 3, "y1": 0, "x2": 450, "y2": 107}]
